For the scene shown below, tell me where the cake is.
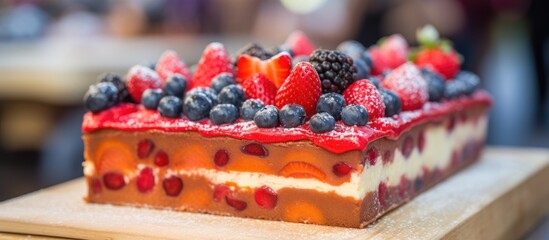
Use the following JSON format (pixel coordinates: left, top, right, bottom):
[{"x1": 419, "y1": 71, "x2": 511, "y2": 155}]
[{"x1": 82, "y1": 26, "x2": 491, "y2": 228}]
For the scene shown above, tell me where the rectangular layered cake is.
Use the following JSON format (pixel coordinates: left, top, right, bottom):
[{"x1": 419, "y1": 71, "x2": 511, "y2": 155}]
[{"x1": 82, "y1": 28, "x2": 492, "y2": 228}]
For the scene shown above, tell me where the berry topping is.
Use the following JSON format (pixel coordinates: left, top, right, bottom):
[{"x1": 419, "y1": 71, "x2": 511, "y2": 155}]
[
  {"x1": 141, "y1": 89, "x2": 164, "y2": 110},
  {"x1": 158, "y1": 96, "x2": 183, "y2": 118},
  {"x1": 163, "y1": 176, "x2": 184, "y2": 197},
  {"x1": 316, "y1": 93, "x2": 346, "y2": 120},
  {"x1": 164, "y1": 74, "x2": 187, "y2": 97},
  {"x1": 127, "y1": 65, "x2": 162, "y2": 103},
  {"x1": 192, "y1": 42, "x2": 233, "y2": 88},
  {"x1": 137, "y1": 139, "x2": 155, "y2": 159},
  {"x1": 218, "y1": 85, "x2": 246, "y2": 108},
  {"x1": 242, "y1": 73, "x2": 277, "y2": 105},
  {"x1": 236, "y1": 52, "x2": 292, "y2": 88},
  {"x1": 332, "y1": 162, "x2": 353, "y2": 177},
  {"x1": 421, "y1": 68, "x2": 446, "y2": 102},
  {"x1": 254, "y1": 105, "x2": 279, "y2": 128},
  {"x1": 225, "y1": 196, "x2": 247, "y2": 211},
  {"x1": 183, "y1": 92, "x2": 213, "y2": 121},
  {"x1": 274, "y1": 62, "x2": 322, "y2": 117},
  {"x1": 103, "y1": 172, "x2": 125, "y2": 190},
  {"x1": 309, "y1": 49, "x2": 357, "y2": 93},
  {"x1": 214, "y1": 150, "x2": 230, "y2": 167},
  {"x1": 401, "y1": 135, "x2": 414, "y2": 158},
  {"x1": 309, "y1": 112, "x2": 336, "y2": 134},
  {"x1": 98, "y1": 73, "x2": 131, "y2": 102},
  {"x1": 285, "y1": 30, "x2": 316, "y2": 57},
  {"x1": 254, "y1": 186, "x2": 278, "y2": 209},
  {"x1": 241, "y1": 143, "x2": 268, "y2": 157},
  {"x1": 381, "y1": 63, "x2": 428, "y2": 111},
  {"x1": 154, "y1": 150, "x2": 170, "y2": 167},
  {"x1": 155, "y1": 50, "x2": 192, "y2": 86},
  {"x1": 213, "y1": 184, "x2": 230, "y2": 202},
  {"x1": 136, "y1": 167, "x2": 155, "y2": 193},
  {"x1": 279, "y1": 104, "x2": 306, "y2": 128},
  {"x1": 369, "y1": 34, "x2": 409, "y2": 76},
  {"x1": 84, "y1": 82, "x2": 119, "y2": 113},
  {"x1": 209, "y1": 104, "x2": 238, "y2": 125},
  {"x1": 91, "y1": 179, "x2": 102, "y2": 194},
  {"x1": 279, "y1": 161, "x2": 327, "y2": 181},
  {"x1": 366, "y1": 147, "x2": 378, "y2": 165},
  {"x1": 342, "y1": 80, "x2": 385, "y2": 120},
  {"x1": 210, "y1": 73, "x2": 236, "y2": 93},
  {"x1": 378, "y1": 89, "x2": 402, "y2": 117},
  {"x1": 414, "y1": 25, "x2": 461, "y2": 79},
  {"x1": 240, "y1": 99, "x2": 265, "y2": 120},
  {"x1": 341, "y1": 104, "x2": 369, "y2": 126}
]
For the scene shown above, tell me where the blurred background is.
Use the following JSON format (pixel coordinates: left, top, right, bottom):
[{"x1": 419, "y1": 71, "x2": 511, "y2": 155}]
[{"x1": 0, "y1": 0, "x2": 547, "y2": 233}]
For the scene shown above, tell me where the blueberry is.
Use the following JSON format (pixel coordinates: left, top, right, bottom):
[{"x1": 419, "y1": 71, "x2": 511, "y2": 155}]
[
  {"x1": 83, "y1": 82, "x2": 119, "y2": 113},
  {"x1": 158, "y1": 96, "x2": 182, "y2": 118},
  {"x1": 336, "y1": 41, "x2": 366, "y2": 61},
  {"x1": 292, "y1": 56, "x2": 309, "y2": 68},
  {"x1": 98, "y1": 73, "x2": 131, "y2": 102},
  {"x1": 444, "y1": 80, "x2": 467, "y2": 99},
  {"x1": 279, "y1": 104, "x2": 306, "y2": 128},
  {"x1": 368, "y1": 77, "x2": 381, "y2": 89},
  {"x1": 240, "y1": 99, "x2": 265, "y2": 120},
  {"x1": 141, "y1": 89, "x2": 164, "y2": 110},
  {"x1": 316, "y1": 93, "x2": 346, "y2": 120},
  {"x1": 183, "y1": 93, "x2": 213, "y2": 121},
  {"x1": 379, "y1": 89, "x2": 402, "y2": 117},
  {"x1": 210, "y1": 73, "x2": 236, "y2": 93},
  {"x1": 309, "y1": 112, "x2": 336, "y2": 133},
  {"x1": 254, "y1": 105, "x2": 279, "y2": 128},
  {"x1": 455, "y1": 71, "x2": 480, "y2": 95},
  {"x1": 421, "y1": 68, "x2": 445, "y2": 102},
  {"x1": 218, "y1": 85, "x2": 246, "y2": 108},
  {"x1": 187, "y1": 87, "x2": 218, "y2": 106},
  {"x1": 361, "y1": 51, "x2": 373, "y2": 69},
  {"x1": 341, "y1": 104, "x2": 369, "y2": 126},
  {"x1": 354, "y1": 58, "x2": 371, "y2": 80},
  {"x1": 164, "y1": 74, "x2": 187, "y2": 97},
  {"x1": 210, "y1": 104, "x2": 238, "y2": 125}
]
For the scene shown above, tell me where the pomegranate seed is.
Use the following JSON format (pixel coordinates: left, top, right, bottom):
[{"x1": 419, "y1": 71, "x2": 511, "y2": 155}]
[
  {"x1": 398, "y1": 175, "x2": 409, "y2": 198},
  {"x1": 213, "y1": 184, "x2": 230, "y2": 202},
  {"x1": 241, "y1": 143, "x2": 268, "y2": 157},
  {"x1": 163, "y1": 176, "x2": 183, "y2": 197},
  {"x1": 154, "y1": 150, "x2": 170, "y2": 167},
  {"x1": 137, "y1": 167, "x2": 155, "y2": 193},
  {"x1": 378, "y1": 182, "x2": 388, "y2": 208},
  {"x1": 418, "y1": 131, "x2": 426, "y2": 153},
  {"x1": 214, "y1": 150, "x2": 230, "y2": 167},
  {"x1": 137, "y1": 139, "x2": 155, "y2": 159},
  {"x1": 103, "y1": 172, "x2": 125, "y2": 190},
  {"x1": 382, "y1": 150, "x2": 393, "y2": 165},
  {"x1": 366, "y1": 147, "x2": 378, "y2": 166},
  {"x1": 225, "y1": 196, "x2": 247, "y2": 211},
  {"x1": 401, "y1": 136, "x2": 414, "y2": 159},
  {"x1": 254, "y1": 186, "x2": 278, "y2": 209},
  {"x1": 91, "y1": 179, "x2": 102, "y2": 194},
  {"x1": 332, "y1": 162, "x2": 353, "y2": 177},
  {"x1": 446, "y1": 115, "x2": 456, "y2": 133},
  {"x1": 459, "y1": 111, "x2": 467, "y2": 123}
]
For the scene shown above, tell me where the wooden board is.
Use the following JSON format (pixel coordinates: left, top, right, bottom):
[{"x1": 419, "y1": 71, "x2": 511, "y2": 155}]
[{"x1": 1, "y1": 147, "x2": 549, "y2": 240}]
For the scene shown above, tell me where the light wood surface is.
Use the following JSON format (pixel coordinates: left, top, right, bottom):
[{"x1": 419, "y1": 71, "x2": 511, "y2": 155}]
[{"x1": 1, "y1": 147, "x2": 548, "y2": 240}]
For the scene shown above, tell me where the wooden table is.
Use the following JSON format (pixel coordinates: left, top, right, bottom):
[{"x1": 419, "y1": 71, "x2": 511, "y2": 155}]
[{"x1": 1, "y1": 147, "x2": 548, "y2": 240}]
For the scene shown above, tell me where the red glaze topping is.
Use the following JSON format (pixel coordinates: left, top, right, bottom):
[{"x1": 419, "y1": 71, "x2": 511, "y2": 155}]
[{"x1": 82, "y1": 91, "x2": 491, "y2": 154}]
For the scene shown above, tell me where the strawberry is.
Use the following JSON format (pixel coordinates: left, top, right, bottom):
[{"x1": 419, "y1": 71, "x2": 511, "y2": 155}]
[
  {"x1": 155, "y1": 50, "x2": 192, "y2": 86},
  {"x1": 369, "y1": 34, "x2": 408, "y2": 76},
  {"x1": 192, "y1": 42, "x2": 233, "y2": 89},
  {"x1": 415, "y1": 48, "x2": 460, "y2": 80},
  {"x1": 236, "y1": 52, "x2": 292, "y2": 88},
  {"x1": 274, "y1": 62, "x2": 321, "y2": 117},
  {"x1": 342, "y1": 80, "x2": 385, "y2": 120},
  {"x1": 242, "y1": 73, "x2": 277, "y2": 105},
  {"x1": 126, "y1": 65, "x2": 162, "y2": 103},
  {"x1": 413, "y1": 25, "x2": 461, "y2": 80},
  {"x1": 285, "y1": 30, "x2": 316, "y2": 57},
  {"x1": 381, "y1": 63, "x2": 428, "y2": 111}
]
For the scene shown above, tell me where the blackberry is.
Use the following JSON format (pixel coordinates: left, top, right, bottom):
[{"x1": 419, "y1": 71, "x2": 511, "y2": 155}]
[
  {"x1": 341, "y1": 104, "x2": 369, "y2": 126},
  {"x1": 210, "y1": 104, "x2": 238, "y2": 125},
  {"x1": 279, "y1": 104, "x2": 306, "y2": 128},
  {"x1": 272, "y1": 44, "x2": 294, "y2": 57},
  {"x1": 98, "y1": 73, "x2": 131, "y2": 102},
  {"x1": 309, "y1": 49, "x2": 357, "y2": 93},
  {"x1": 237, "y1": 43, "x2": 273, "y2": 60}
]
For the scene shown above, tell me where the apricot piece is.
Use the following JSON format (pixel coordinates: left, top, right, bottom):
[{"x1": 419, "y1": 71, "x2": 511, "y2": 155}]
[
  {"x1": 228, "y1": 155, "x2": 273, "y2": 174},
  {"x1": 172, "y1": 144, "x2": 212, "y2": 170},
  {"x1": 95, "y1": 140, "x2": 135, "y2": 174},
  {"x1": 284, "y1": 201, "x2": 325, "y2": 224},
  {"x1": 279, "y1": 161, "x2": 327, "y2": 181},
  {"x1": 180, "y1": 187, "x2": 211, "y2": 208}
]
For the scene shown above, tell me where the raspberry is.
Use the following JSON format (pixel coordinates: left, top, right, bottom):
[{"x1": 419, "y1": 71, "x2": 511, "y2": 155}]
[
  {"x1": 342, "y1": 80, "x2": 385, "y2": 120},
  {"x1": 381, "y1": 63, "x2": 428, "y2": 111}
]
